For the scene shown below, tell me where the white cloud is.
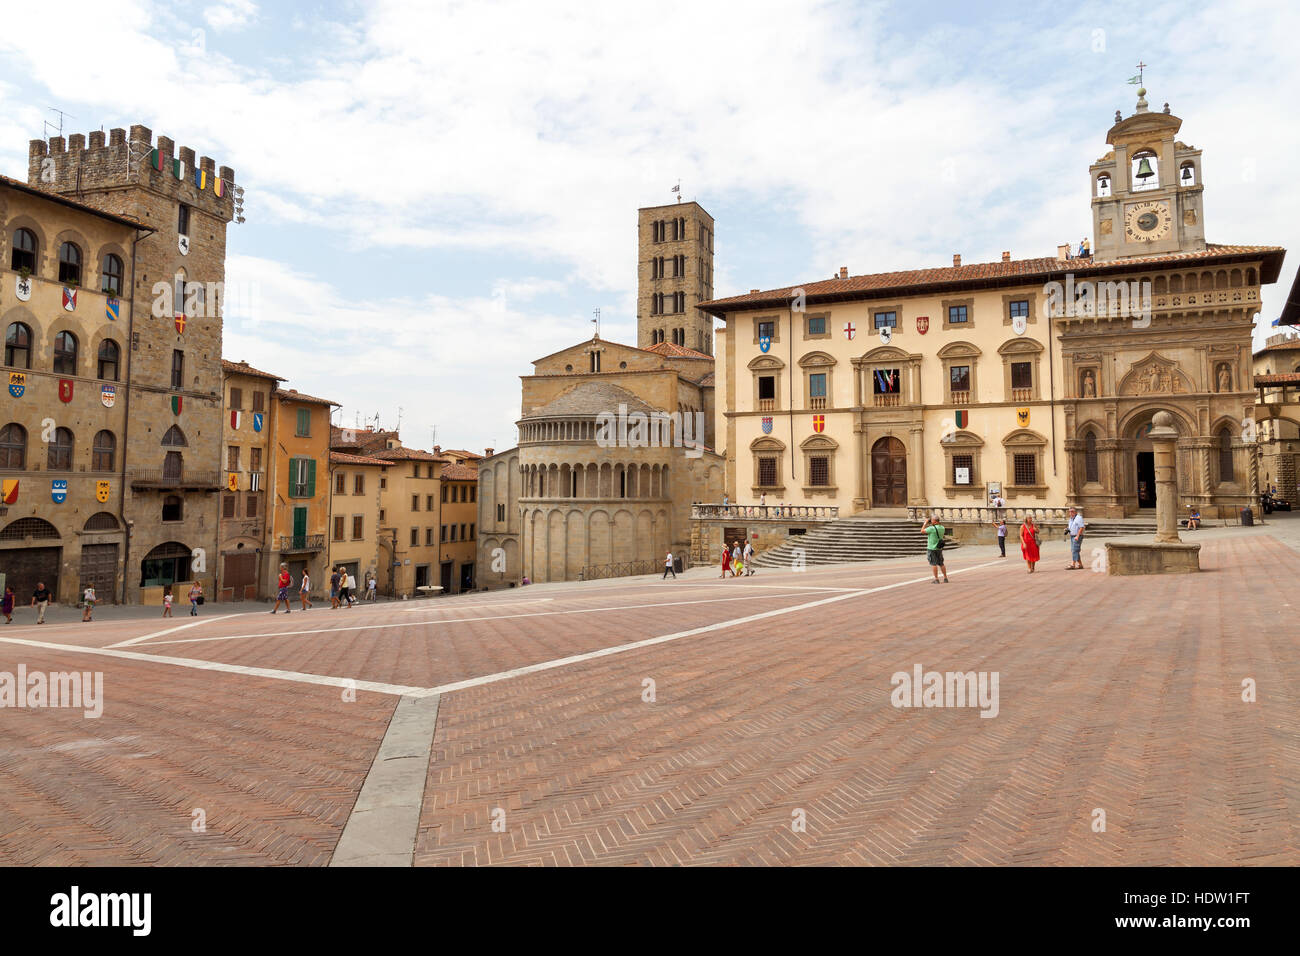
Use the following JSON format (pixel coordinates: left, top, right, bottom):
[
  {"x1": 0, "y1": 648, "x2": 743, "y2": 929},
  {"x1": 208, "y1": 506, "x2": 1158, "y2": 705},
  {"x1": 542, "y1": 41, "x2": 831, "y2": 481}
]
[{"x1": 204, "y1": 0, "x2": 259, "y2": 31}]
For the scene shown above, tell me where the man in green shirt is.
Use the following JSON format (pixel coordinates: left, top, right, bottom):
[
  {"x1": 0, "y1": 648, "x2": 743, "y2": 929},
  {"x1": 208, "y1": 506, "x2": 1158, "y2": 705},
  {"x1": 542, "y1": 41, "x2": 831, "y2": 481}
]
[{"x1": 923, "y1": 516, "x2": 949, "y2": 584}]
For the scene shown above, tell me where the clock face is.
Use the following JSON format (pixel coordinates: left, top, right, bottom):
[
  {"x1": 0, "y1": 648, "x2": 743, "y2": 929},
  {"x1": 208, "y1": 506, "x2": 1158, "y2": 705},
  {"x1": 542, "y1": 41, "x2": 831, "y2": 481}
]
[{"x1": 1124, "y1": 200, "x2": 1172, "y2": 243}]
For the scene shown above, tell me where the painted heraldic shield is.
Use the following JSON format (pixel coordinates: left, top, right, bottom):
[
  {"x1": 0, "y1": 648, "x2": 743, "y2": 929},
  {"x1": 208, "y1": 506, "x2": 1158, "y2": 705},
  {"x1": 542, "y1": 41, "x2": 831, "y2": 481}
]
[
  {"x1": 171, "y1": 395, "x2": 183, "y2": 415},
  {"x1": 106, "y1": 297, "x2": 120, "y2": 321},
  {"x1": 253, "y1": 412, "x2": 263, "y2": 432},
  {"x1": 62, "y1": 287, "x2": 77, "y2": 311},
  {"x1": 58, "y1": 379, "x2": 74, "y2": 403},
  {"x1": 759, "y1": 335, "x2": 771, "y2": 353},
  {"x1": 916, "y1": 315, "x2": 930, "y2": 334},
  {"x1": 15, "y1": 275, "x2": 32, "y2": 301},
  {"x1": 1016, "y1": 407, "x2": 1030, "y2": 427},
  {"x1": 51, "y1": 480, "x2": 67, "y2": 504},
  {"x1": 955, "y1": 409, "x2": 968, "y2": 429},
  {"x1": 96, "y1": 480, "x2": 110, "y2": 503},
  {"x1": 2, "y1": 480, "x2": 18, "y2": 505},
  {"x1": 761, "y1": 416, "x2": 773, "y2": 435},
  {"x1": 878, "y1": 325, "x2": 892, "y2": 345},
  {"x1": 813, "y1": 415, "x2": 825, "y2": 433},
  {"x1": 175, "y1": 313, "x2": 186, "y2": 335},
  {"x1": 101, "y1": 384, "x2": 117, "y2": 408},
  {"x1": 231, "y1": 410, "x2": 242, "y2": 430},
  {"x1": 227, "y1": 473, "x2": 239, "y2": 492},
  {"x1": 8, "y1": 372, "x2": 24, "y2": 398}
]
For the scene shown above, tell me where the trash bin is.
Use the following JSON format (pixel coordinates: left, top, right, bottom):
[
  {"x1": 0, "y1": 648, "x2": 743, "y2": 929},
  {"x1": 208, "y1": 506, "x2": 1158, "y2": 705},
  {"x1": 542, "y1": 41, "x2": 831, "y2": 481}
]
[
  {"x1": 1241, "y1": 507, "x2": 1254, "y2": 527},
  {"x1": 673, "y1": 557, "x2": 684, "y2": 574}
]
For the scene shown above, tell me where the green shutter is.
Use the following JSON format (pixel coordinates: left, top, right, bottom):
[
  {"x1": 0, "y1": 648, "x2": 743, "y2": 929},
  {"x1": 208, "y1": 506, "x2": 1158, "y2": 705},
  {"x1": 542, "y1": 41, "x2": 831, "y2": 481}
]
[{"x1": 306, "y1": 458, "x2": 316, "y2": 498}]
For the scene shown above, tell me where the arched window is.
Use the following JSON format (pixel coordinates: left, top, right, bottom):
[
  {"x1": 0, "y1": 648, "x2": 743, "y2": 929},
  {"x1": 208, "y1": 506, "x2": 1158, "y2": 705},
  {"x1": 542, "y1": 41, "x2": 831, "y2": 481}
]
[
  {"x1": 48, "y1": 426, "x2": 74, "y2": 471},
  {"x1": 140, "y1": 540, "x2": 190, "y2": 585},
  {"x1": 53, "y1": 331, "x2": 78, "y2": 375},
  {"x1": 58, "y1": 241, "x2": 82, "y2": 284},
  {"x1": 101, "y1": 253, "x2": 124, "y2": 295},
  {"x1": 97, "y1": 339, "x2": 120, "y2": 380},
  {"x1": 92, "y1": 430, "x2": 116, "y2": 471},
  {"x1": 161, "y1": 425, "x2": 187, "y2": 447},
  {"x1": 1084, "y1": 432, "x2": 1099, "y2": 483},
  {"x1": 1218, "y1": 427, "x2": 1235, "y2": 483},
  {"x1": 84, "y1": 512, "x2": 119, "y2": 531},
  {"x1": 0, "y1": 423, "x2": 26, "y2": 468},
  {"x1": 10, "y1": 228, "x2": 36, "y2": 272},
  {"x1": 4, "y1": 322, "x2": 31, "y2": 369}
]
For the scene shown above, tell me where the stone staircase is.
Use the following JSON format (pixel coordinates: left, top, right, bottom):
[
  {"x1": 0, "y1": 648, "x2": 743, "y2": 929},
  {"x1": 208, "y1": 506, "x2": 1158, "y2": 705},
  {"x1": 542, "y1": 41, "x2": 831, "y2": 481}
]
[{"x1": 751, "y1": 516, "x2": 952, "y2": 569}]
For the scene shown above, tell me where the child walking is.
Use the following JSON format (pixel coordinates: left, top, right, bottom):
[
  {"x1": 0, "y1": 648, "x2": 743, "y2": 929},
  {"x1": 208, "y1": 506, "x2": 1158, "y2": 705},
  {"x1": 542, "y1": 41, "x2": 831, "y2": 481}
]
[{"x1": 163, "y1": 585, "x2": 174, "y2": 617}]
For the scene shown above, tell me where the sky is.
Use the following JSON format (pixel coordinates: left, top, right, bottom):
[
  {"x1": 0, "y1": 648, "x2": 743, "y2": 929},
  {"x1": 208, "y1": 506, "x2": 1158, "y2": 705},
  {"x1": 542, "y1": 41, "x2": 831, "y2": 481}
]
[{"x1": 2, "y1": 0, "x2": 1296, "y2": 452}]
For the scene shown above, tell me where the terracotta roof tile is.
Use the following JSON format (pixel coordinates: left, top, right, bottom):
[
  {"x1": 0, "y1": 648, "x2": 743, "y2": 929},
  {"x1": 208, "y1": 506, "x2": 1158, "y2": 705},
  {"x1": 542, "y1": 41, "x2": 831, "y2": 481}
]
[
  {"x1": 222, "y1": 359, "x2": 285, "y2": 381},
  {"x1": 439, "y1": 463, "x2": 479, "y2": 480},
  {"x1": 1, "y1": 173, "x2": 145, "y2": 228},
  {"x1": 278, "y1": 387, "x2": 338, "y2": 407},
  {"x1": 523, "y1": 381, "x2": 659, "y2": 419},
  {"x1": 329, "y1": 451, "x2": 391, "y2": 466},
  {"x1": 698, "y1": 372, "x2": 716, "y2": 387},
  {"x1": 1255, "y1": 372, "x2": 1300, "y2": 386},
  {"x1": 642, "y1": 342, "x2": 713, "y2": 359},
  {"x1": 371, "y1": 447, "x2": 441, "y2": 462},
  {"x1": 700, "y1": 244, "x2": 1286, "y2": 315}
]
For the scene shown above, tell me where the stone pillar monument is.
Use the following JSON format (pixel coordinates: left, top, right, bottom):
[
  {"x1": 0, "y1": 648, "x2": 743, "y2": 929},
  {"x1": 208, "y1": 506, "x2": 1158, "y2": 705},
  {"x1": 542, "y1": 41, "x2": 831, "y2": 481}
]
[
  {"x1": 1106, "y1": 411, "x2": 1201, "y2": 574},
  {"x1": 1150, "y1": 412, "x2": 1181, "y2": 543}
]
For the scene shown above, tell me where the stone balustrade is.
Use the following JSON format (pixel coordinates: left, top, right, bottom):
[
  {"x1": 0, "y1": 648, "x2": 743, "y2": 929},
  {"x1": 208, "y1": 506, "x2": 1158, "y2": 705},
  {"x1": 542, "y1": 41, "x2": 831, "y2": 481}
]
[
  {"x1": 907, "y1": 504, "x2": 1076, "y2": 524},
  {"x1": 692, "y1": 504, "x2": 839, "y2": 521}
]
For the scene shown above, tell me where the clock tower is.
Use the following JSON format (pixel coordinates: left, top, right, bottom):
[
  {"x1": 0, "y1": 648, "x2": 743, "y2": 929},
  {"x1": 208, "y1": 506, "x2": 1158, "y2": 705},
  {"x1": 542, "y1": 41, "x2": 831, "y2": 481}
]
[{"x1": 1089, "y1": 86, "x2": 1206, "y2": 261}]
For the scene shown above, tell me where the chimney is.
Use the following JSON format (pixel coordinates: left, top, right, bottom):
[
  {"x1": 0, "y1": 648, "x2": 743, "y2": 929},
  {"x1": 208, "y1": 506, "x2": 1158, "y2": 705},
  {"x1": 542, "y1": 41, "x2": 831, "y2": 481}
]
[
  {"x1": 485, "y1": 447, "x2": 494, "y2": 458},
  {"x1": 433, "y1": 444, "x2": 441, "y2": 454},
  {"x1": 749, "y1": 289, "x2": 760, "y2": 294},
  {"x1": 952, "y1": 254, "x2": 961, "y2": 267},
  {"x1": 1001, "y1": 251, "x2": 1011, "y2": 262},
  {"x1": 1057, "y1": 244, "x2": 1071, "y2": 261},
  {"x1": 839, "y1": 266, "x2": 848, "y2": 279}
]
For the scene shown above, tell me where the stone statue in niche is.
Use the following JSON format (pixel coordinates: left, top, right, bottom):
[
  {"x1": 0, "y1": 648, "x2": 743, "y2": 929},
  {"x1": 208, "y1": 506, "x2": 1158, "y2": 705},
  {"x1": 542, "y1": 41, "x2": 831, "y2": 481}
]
[
  {"x1": 1216, "y1": 363, "x2": 1232, "y2": 392},
  {"x1": 1081, "y1": 370, "x2": 1097, "y2": 397}
]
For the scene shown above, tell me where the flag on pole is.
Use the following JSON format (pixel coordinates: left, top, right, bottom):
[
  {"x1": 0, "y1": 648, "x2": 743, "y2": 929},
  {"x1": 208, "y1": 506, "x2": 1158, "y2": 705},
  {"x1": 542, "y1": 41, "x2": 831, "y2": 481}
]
[{"x1": 1127, "y1": 74, "x2": 1142, "y2": 84}]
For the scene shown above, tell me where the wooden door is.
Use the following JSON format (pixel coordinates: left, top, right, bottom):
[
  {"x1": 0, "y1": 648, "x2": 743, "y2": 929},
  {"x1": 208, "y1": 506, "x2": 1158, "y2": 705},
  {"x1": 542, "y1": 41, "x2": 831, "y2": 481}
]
[{"x1": 871, "y1": 437, "x2": 907, "y2": 506}]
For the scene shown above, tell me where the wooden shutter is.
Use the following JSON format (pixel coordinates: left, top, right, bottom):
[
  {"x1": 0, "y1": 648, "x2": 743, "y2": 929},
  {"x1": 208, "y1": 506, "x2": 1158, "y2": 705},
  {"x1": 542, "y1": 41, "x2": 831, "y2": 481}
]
[{"x1": 306, "y1": 458, "x2": 317, "y2": 497}]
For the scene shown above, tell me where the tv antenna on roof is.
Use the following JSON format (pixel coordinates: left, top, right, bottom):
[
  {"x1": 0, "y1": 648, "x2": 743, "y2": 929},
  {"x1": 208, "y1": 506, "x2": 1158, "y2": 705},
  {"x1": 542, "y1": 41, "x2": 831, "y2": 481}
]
[{"x1": 43, "y1": 107, "x2": 73, "y2": 141}]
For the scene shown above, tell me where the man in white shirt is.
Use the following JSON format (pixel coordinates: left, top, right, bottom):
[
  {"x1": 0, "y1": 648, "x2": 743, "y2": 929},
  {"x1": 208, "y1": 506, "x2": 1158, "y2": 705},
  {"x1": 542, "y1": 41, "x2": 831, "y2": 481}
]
[
  {"x1": 663, "y1": 552, "x2": 676, "y2": 579},
  {"x1": 1066, "y1": 508, "x2": 1086, "y2": 570},
  {"x1": 742, "y1": 540, "x2": 755, "y2": 575}
]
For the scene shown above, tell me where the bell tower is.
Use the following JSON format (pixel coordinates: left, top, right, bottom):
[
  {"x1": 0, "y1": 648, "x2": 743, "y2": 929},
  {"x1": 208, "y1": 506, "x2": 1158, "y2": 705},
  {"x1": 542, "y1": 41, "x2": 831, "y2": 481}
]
[{"x1": 1089, "y1": 85, "x2": 1206, "y2": 261}]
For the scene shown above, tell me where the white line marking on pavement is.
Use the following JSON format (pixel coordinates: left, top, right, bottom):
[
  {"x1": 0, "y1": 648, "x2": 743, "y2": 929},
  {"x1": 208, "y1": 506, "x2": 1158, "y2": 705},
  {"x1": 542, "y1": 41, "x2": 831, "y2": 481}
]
[
  {"x1": 396, "y1": 598, "x2": 555, "y2": 613},
  {"x1": 405, "y1": 560, "x2": 1004, "y2": 699},
  {"x1": 674, "y1": 582, "x2": 859, "y2": 591},
  {"x1": 125, "y1": 592, "x2": 824, "y2": 648},
  {"x1": 107, "y1": 614, "x2": 240, "y2": 648},
  {"x1": 0, "y1": 636, "x2": 425, "y2": 697}
]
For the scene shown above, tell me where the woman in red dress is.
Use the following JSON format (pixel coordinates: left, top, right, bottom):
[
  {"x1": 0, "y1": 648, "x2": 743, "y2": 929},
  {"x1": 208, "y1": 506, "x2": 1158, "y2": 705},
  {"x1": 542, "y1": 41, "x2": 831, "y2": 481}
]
[
  {"x1": 720, "y1": 544, "x2": 732, "y2": 579},
  {"x1": 1020, "y1": 516, "x2": 1041, "y2": 572}
]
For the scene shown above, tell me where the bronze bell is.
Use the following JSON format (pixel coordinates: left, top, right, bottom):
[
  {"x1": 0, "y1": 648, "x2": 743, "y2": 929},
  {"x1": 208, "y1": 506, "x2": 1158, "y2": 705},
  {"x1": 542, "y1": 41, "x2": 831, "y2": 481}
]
[
  {"x1": 1181, "y1": 165, "x2": 1193, "y2": 183},
  {"x1": 1135, "y1": 157, "x2": 1155, "y2": 181}
]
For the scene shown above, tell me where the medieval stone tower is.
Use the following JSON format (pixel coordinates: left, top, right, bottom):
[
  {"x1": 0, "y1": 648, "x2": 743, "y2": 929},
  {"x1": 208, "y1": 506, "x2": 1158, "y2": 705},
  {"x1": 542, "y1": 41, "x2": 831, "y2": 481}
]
[
  {"x1": 27, "y1": 125, "x2": 236, "y2": 600},
  {"x1": 637, "y1": 200, "x2": 715, "y2": 354}
]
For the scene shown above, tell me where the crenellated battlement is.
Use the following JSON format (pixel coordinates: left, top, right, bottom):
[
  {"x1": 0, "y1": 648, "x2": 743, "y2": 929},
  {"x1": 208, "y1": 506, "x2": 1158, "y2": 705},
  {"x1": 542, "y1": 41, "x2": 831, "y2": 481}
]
[{"x1": 27, "y1": 123, "x2": 237, "y2": 225}]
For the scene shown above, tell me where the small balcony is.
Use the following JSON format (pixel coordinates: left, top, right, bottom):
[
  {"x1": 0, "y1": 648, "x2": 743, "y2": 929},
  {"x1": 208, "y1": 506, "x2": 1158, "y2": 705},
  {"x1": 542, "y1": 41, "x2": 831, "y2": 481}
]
[
  {"x1": 809, "y1": 396, "x2": 827, "y2": 410},
  {"x1": 758, "y1": 398, "x2": 776, "y2": 412},
  {"x1": 130, "y1": 469, "x2": 223, "y2": 491},
  {"x1": 1011, "y1": 387, "x2": 1033, "y2": 403},
  {"x1": 280, "y1": 534, "x2": 325, "y2": 553},
  {"x1": 873, "y1": 393, "x2": 901, "y2": 408},
  {"x1": 950, "y1": 390, "x2": 970, "y2": 405}
]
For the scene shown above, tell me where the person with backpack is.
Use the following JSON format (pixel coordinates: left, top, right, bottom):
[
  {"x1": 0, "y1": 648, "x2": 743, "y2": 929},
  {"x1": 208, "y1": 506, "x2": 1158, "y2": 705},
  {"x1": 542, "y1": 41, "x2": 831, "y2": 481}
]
[{"x1": 923, "y1": 516, "x2": 949, "y2": 584}]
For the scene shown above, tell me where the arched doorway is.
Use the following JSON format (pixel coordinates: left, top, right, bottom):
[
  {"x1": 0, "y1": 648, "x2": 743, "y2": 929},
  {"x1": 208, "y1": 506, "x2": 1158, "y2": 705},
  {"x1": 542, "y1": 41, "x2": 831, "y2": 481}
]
[
  {"x1": 871, "y1": 436, "x2": 907, "y2": 506},
  {"x1": 1121, "y1": 408, "x2": 1190, "y2": 513}
]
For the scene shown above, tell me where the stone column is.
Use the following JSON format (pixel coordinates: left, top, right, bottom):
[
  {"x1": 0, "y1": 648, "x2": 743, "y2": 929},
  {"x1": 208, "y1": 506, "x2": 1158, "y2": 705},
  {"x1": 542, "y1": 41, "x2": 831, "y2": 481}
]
[
  {"x1": 1150, "y1": 411, "x2": 1180, "y2": 543},
  {"x1": 909, "y1": 423, "x2": 926, "y2": 505}
]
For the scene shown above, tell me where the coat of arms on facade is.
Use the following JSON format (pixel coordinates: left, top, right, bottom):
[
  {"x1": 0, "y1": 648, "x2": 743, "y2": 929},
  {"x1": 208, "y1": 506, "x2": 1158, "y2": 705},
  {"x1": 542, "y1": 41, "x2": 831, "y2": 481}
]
[
  {"x1": 916, "y1": 316, "x2": 929, "y2": 335},
  {"x1": 761, "y1": 416, "x2": 773, "y2": 434}
]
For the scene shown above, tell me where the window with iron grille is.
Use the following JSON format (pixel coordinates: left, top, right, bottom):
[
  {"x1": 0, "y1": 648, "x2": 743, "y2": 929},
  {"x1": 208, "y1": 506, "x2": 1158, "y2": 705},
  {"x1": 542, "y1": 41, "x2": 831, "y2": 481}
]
[
  {"x1": 758, "y1": 456, "x2": 778, "y2": 486},
  {"x1": 48, "y1": 427, "x2": 74, "y2": 470},
  {"x1": 1013, "y1": 453, "x2": 1037, "y2": 486},
  {"x1": 952, "y1": 454, "x2": 973, "y2": 484},
  {"x1": 1084, "y1": 432, "x2": 1099, "y2": 483},
  {"x1": 1011, "y1": 362, "x2": 1032, "y2": 389},
  {"x1": 0, "y1": 423, "x2": 25, "y2": 469},
  {"x1": 809, "y1": 456, "x2": 830, "y2": 486},
  {"x1": 92, "y1": 430, "x2": 115, "y2": 471}
]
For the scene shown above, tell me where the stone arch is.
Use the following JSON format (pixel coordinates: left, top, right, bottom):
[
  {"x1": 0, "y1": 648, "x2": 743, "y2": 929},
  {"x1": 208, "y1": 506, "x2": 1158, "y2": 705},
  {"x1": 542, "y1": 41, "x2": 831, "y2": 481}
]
[
  {"x1": 936, "y1": 340, "x2": 982, "y2": 359},
  {"x1": 612, "y1": 509, "x2": 635, "y2": 563},
  {"x1": 1118, "y1": 404, "x2": 1197, "y2": 439},
  {"x1": 996, "y1": 336, "x2": 1044, "y2": 356},
  {"x1": 4, "y1": 214, "x2": 52, "y2": 276},
  {"x1": 797, "y1": 349, "x2": 837, "y2": 368},
  {"x1": 1170, "y1": 274, "x2": 1183, "y2": 293},
  {"x1": 1154, "y1": 275, "x2": 1167, "y2": 294},
  {"x1": 565, "y1": 508, "x2": 586, "y2": 576},
  {"x1": 747, "y1": 354, "x2": 785, "y2": 371},
  {"x1": 1, "y1": 516, "x2": 60, "y2": 540},
  {"x1": 588, "y1": 509, "x2": 611, "y2": 566},
  {"x1": 799, "y1": 434, "x2": 839, "y2": 453},
  {"x1": 749, "y1": 435, "x2": 786, "y2": 454},
  {"x1": 95, "y1": 240, "x2": 130, "y2": 293}
]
